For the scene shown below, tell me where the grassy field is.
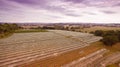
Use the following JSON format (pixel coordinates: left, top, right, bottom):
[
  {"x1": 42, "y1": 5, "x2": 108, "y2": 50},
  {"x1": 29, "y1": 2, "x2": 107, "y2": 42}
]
[
  {"x1": 107, "y1": 63, "x2": 119, "y2": 67},
  {"x1": 21, "y1": 41, "x2": 120, "y2": 67},
  {"x1": 0, "y1": 30, "x2": 119, "y2": 67},
  {"x1": 81, "y1": 26, "x2": 120, "y2": 32},
  {"x1": 91, "y1": 42, "x2": 120, "y2": 67},
  {"x1": 0, "y1": 29, "x2": 48, "y2": 39},
  {"x1": 91, "y1": 42, "x2": 120, "y2": 54},
  {"x1": 80, "y1": 26, "x2": 120, "y2": 67},
  {"x1": 21, "y1": 41, "x2": 103, "y2": 67},
  {"x1": 1, "y1": 30, "x2": 101, "y2": 67},
  {"x1": 90, "y1": 42, "x2": 120, "y2": 57},
  {"x1": 106, "y1": 43, "x2": 120, "y2": 67},
  {"x1": 15, "y1": 29, "x2": 48, "y2": 33}
]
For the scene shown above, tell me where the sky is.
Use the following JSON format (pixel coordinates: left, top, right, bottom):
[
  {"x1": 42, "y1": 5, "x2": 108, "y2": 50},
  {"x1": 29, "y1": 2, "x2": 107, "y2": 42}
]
[{"x1": 0, "y1": 0, "x2": 120, "y2": 23}]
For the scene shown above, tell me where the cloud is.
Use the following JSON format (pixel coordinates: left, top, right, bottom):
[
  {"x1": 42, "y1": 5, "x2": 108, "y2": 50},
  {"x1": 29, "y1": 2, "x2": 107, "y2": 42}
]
[
  {"x1": 83, "y1": 12, "x2": 96, "y2": 15},
  {"x1": 114, "y1": 3, "x2": 120, "y2": 7},
  {"x1": 0, "y1": 0, "x2": 120, "y2": 23},
  {"x1": 65, "y1": 0, "x2": 84, "y2": 3},
  {"x1": 65, "y1": 13, "x2": 82, "y2": 17},
  {"x1": 64, "y1": 0, "x2": 120, "y2": 7},
  {"x1": 102, "y1": 10, "x2": 117, "y2": 14},
  {"x1": 10, "y1": 0, "x2": 37, "y2": 4}
]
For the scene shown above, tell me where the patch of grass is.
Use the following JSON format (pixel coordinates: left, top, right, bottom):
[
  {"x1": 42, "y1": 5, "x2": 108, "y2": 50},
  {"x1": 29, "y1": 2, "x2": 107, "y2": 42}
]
[
  {"x1": 93, "y1": 41, "x2": 119, "y2": 50},
  {"x1": 91, "y1": 41, "x2": 120, "y2": 56},
  {"x1": 94, "y1": 42, "x2": 120, "y2": 67},
  {"x1": 65, "y1": 35, "x2": 72, "y2": 38},
  {"x1": 104, "y1": 43, "x2": 120, "y2": 56},
  {"x1": 0, "y1": 32, "x2": 13, "y2": 39},
  {"x1": 81, "y1": 26, "x2": 120, "y2": 33},
  {"x1": 15, "y1": 29, "x2": 48, "y2": 33},
  {"x1": 107, "y1": 63, "x2": 119, "y2": 67},
  {"x1": 0, "y1": 29, "x2": 48, "y2": 39}
]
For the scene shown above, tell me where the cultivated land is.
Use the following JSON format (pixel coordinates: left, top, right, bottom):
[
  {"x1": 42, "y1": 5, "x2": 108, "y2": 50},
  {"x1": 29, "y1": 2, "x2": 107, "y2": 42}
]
[
  {"x1": 0, "y1": 30, "x2": 119, "y2": 67},
  {"x1": 0, "y1": 30, "x2": 102, "y2": 67},
  {"x1": 15, "y1": 29, "x2": 48, "y2": 33},
  {"x1": 81, "y1": 26, "x2": 120, "y2": 32}
]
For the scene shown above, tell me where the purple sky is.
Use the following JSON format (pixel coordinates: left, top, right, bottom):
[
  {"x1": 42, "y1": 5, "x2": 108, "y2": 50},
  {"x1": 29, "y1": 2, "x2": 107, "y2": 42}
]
[{"x1": 0, "y1": 0, "x2": 120, "y2": 23}]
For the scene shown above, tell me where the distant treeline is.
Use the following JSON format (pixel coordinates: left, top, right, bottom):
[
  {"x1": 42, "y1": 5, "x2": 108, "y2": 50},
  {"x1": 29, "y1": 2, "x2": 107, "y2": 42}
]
[
  {"x1": 0, "y1": 23, "x2": 19, "y2": 38},
  {"x1": 91, "y1": 30, "x2": 120, "y2": 46}
]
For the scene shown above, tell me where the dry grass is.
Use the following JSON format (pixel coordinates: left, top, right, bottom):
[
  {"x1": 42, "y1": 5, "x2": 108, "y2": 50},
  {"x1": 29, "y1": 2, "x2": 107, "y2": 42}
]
[
  {"x1": 92, "y1": 42, "x2": 120, "y2": 67},
  {"x1": 20, "y1": 42, "x2": 103, "y2": 67},
  {"x1": 0, "y1": 30, "x2": 102, "y2": 67},
  {"x1": 107, "y1": 64, "x2": 118, "y2": 67},
  {"x1": 81, "y1": 26, "x2": 120, "y2": 32},
  {"x1": 104, "y1": 43, "x2": 120, "y2": 56},
  {"x1": 18, "y1": 42, "x2": 120, "y2": 67},
  {"x1": 1, "y1": 29, "x2": 118, "y2": 67},
  {"x1": 90, "y1": 42, "x2": 120, "y2": 55},
  {"x1": 107, "y1": 61, "x2": 120, "y2": 67}
]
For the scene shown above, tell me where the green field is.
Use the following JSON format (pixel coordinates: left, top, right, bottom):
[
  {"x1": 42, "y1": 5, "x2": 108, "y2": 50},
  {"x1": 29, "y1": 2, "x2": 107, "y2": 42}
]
[
  {"x1": 15, "y1": 29, "x2": 48, "y2": 33},
  {"x1": 0, "y1": 29, "x2": 48, "y2": 39}
]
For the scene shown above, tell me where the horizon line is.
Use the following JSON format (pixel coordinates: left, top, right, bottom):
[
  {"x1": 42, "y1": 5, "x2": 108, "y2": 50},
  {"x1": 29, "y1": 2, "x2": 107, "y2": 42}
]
[{"x1": 0, "y1": 22, "x2": 120, "y2": 24}]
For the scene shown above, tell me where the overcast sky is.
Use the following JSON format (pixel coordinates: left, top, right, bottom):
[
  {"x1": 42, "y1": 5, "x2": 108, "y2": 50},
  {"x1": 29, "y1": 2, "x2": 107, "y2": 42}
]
[{"x1": 0, "y1": 0, "x2": 120, "y2": 23}]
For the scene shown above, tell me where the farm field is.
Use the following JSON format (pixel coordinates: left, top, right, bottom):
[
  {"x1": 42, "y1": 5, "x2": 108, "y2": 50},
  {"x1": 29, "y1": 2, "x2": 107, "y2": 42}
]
[
  {"x1": 15, "y1": 29, "x2": 48, "y2": 33},
  {"x1": 81, "y1": 26, "x2": 120, "y2": 32},
  {"x1": 0, "y1": 0, "x2": 120, "y2": 66},
  {"x1": 21, "y1": 41, "x2": 103, "y2": 67},
  {"x1": 62, "y1": 48, "x2": 120, "y2": 67},
  {"x1": 61, "y1": 42, "x2": 120, "y2": 67},
  {"x1": 0, "y1": 30, "x2": 102, "y2": 67}
]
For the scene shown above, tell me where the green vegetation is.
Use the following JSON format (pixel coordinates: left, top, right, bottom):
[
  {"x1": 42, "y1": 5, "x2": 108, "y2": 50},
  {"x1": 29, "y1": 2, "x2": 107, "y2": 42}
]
[
  {"x1": 0, "y1": 23, "x2": 48, "y2": 39},
  {"x1": 92, "y1": 30, "x2": 120, "y2": 46},
  {"x1": 102, "y1": 36, "x2": 119, "y2": 46},
  {"x1": 91, "y1": 30, "x2": 104, "y2": 36},
  {"x1": 15, "y1": 29, "x2": 48, "y2": 33},
  {"x1": 0, "y1": 23, "x2": 19, "y2": 38}
]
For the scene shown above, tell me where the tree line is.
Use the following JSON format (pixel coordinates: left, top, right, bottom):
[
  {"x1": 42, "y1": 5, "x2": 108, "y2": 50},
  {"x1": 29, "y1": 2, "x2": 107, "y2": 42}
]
[
  {"x1": 91, "y1": 30, "x2": 120, "y2": 46},
  {"x1": 0, "y1": 23, "x2": 19, "y2": 38}
]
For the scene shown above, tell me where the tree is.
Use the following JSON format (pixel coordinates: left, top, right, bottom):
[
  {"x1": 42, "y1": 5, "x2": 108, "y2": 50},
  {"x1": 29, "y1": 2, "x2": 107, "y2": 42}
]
[
  {"x1": 0, "y1": 24, "x2": 3, "y2": 33},
  {"x1": 10, "y1": 23, "x2": 19, "y2": 30},
  {"x1": 101, "y1": 35, "x2": 119, "y2": 46},
  {"x1": 94, "y1": 30, "x2": 104, "y2": 36},
  {"x1": 0, "y1": 23, "x2": 19, "y2": 38},
  {"x1": 92, "y1": 30, "x2": 120, "y2": 46},
  {"x1": 116, "y1": 30, "x2": 120, "y2": 41},
  {"x1": 104, "y1": 30, "x2": 115, "y2": 36}
]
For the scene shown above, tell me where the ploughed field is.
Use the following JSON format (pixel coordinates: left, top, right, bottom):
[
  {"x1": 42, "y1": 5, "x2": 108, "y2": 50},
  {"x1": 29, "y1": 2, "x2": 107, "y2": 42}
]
[{"x1": 0, "y1": 30, "x2": 102, "y2": 67}]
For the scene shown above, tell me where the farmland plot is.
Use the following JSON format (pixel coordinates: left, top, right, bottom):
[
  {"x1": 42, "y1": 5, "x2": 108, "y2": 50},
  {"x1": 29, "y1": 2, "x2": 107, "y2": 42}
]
[
  {"x1": 0, "y1": 30, "x2": 102, "y2": 67},
  {"x1": 62, "y1": 48, "x2": 108, "y2": 67}
]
